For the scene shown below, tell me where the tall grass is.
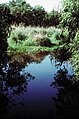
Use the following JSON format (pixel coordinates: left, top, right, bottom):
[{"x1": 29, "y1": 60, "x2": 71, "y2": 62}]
[{"x1": 7, "y1": 25, "x2": 69, "y2": 52}]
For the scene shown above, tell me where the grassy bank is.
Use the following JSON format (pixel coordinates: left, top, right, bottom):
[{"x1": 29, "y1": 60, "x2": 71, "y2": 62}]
[{"x1": 7, "y1": 25, "x2": 69, "y2": 53}]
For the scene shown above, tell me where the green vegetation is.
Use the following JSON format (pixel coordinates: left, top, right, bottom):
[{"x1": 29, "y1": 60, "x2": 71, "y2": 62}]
[
  {"x1": 7, "y1": 25, "x2": 68, "y2": 53},
  {"x1": 59, "y1": 0, "x2": 79, "y2": 78},
  {"x1": 0, "y1": 0, "x2": 79, "y2": 78},
  {"x1": 61, "y1": 0, "x2": 79, "y2": 39},
  {"x1": 8, "y1": 0, "x2": 60, "y2": 26},
  {"x1": 0, "y1": 4, "x2": 11, "y2": 62},
  {"x1": 1, "y1": 1, "x2": 79, "y2": 119},
  {"x1": 70, "y1": 31, "x2": 79, "y2": 77},
  {"x1": 1, "y1": 1, "x2": 79, "y2": 118}
]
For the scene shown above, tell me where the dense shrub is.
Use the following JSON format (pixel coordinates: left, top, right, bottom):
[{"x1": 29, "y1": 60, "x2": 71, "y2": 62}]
[
  {"x1": 61, "y1": 0, "x2": 79, "y2": 40},
  {"x1": 32, "y1": 34, "x2": 52, "y2": 47},
  {"x1": 59, "y1": 0, "x2": 79, "y2": 78},
  {"x1": 44, "y1": 10, "x2": 61, "y2": 27},
  {"x1": 33, "y1": 5, "x2": 46, "y2": 26},
  {"x1": 71, "y1": 31, "x2": 79, "y2": 77}
]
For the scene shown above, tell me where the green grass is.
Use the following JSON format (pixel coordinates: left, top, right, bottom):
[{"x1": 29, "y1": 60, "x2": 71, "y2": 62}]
[
  {"x1": 7, "y1": 25, "x2": 69, "y2": 53},
  {"x1": 8, "y1": 45, "x2": 63, "y2": 54}
]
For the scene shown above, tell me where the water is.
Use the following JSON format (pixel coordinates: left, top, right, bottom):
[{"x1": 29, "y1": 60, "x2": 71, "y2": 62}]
[{"x1": 0, "y1": 53, "x2": 74, "y2": 119}]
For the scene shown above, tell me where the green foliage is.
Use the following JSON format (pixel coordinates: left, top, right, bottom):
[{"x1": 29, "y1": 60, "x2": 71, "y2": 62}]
[
  {"x1": 33, "y1": 5, "x2": 46, "y2": 26},
  {"x1": 72, "y1": 54, "x2": 79, "y2": 77},
  {"x1": 60, "y1": 0, "x2": 79, "y2": 78},
  {"x1": 32, "y1": 35, "x2": 52, "y2": 47},
  {"x1": 8, "y1": 26, "x2": 28, "y2": 47},
  {"x1": 8, "y1": 0, "x2": 60, "y2": 27},
  {"x1": 0, "y1": 4, "x2": 11, "y2": 57},
  {"x1": 9, "y1": 0, "x2": 34, "y2": 25},
  {"x1": 71, "y1": 31, "x2": 79, "y2": 77},
  {"x1": 44, "y1": 10, "x2": 61, "y2": 26},
  {"x1": 47, "y1": 28, "x2": 69, "y2": 45},
  {"x1": 72, "y1": 31, "x2": 79, "y2": 51},
  {"x1": 61, "y1": 0, "x2": 79, "y2": 39},
  {"x1": 8, "y1": 25, "x2": 68, "y2": 52}
]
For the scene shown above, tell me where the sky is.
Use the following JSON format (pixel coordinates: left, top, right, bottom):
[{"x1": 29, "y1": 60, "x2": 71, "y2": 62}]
[{"x1": 0, "y1": 0, "x2": 62, "y2": 12}]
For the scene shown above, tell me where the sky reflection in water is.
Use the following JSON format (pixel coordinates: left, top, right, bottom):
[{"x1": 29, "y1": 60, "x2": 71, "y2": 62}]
[
  {"x1": 18, "y1": 55, "x2": 73, "y2": 116},
  {"x1": 0, "y1": 54, "x2": 74, "y2": 118}
]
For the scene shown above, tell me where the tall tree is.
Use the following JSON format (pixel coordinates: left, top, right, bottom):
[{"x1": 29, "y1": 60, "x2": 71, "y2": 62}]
[
  {"x1": 48, "y1": 10, "x2": 60, "y2": 26},
  {"x1": 0, "y1": 4, "x2": 11, "y2": 56},
  {"x1": 33, "y1": 5, "x2": 46, "y2": 26},
  {"x1": 9, "y1": 0, "x2": 34, "y2": 25},
  {"x1": 61, "y1": 0, "x2": 79, "y2": 39}
]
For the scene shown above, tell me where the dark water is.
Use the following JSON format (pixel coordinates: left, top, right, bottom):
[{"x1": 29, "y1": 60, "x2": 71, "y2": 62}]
[{"x1": 0, "y1": 53, "x2": 75, "y2": 119}]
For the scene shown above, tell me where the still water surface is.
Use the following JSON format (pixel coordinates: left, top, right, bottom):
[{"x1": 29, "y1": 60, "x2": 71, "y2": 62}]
[{"x1": 0, "y1": 54, "x2": 74, "y2": 119}]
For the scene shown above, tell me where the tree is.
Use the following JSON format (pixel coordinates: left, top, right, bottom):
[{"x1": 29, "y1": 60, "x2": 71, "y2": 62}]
[
  {"x1": 33, "y1": 5, "x2": 46, "y2": 26},
  {"x1": 9, "y1": 0, "x2": 34, "y2": 25},
  {"x1": 61, "y1": 0, "x2": 79, "y2": 78},
  {"x1": 47, "y1": 10, "x2": 60, "y2": 26},
  {"x1": 0, "y1": 4, "x2": 11, "y2": 59},
  {"x1": 61, "y1": 0, "x2": 79, "y2": 39}
]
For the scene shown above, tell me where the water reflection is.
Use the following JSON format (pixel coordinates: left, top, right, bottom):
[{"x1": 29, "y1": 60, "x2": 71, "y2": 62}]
[
  {"x1": 0, "y1": 52, "x2": 74, "y2": 119},
  {"x1": 0, "y1": 55, "x2": 36, "y2": 118},
  {"x1": 0, "y1": 93, "x2": 9, "y2": 118},
  {"x1": 50, "y1": 48, "x2": 72, "y2": 64},
  {"x1": 0, "y1": 62, "x2": 35, "y2": 95},
  {"x1": 51, "y1": 66, "x2": 79, "y2": 119}
]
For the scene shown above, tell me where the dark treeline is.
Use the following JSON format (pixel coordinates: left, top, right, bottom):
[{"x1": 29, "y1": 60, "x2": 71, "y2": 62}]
[
  {"x1": 8, "y1": 0, "x2": 61, "y2": 27},
  {"x1": 0, "y1": 4, "x2": 12, "y2": 60}
]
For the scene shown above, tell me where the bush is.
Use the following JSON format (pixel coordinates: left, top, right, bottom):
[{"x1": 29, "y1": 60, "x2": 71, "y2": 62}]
[
  {"x1": 8, "y1": 25, "x2": 69, "y2": 50},
  {"x1": 32, "y1": 34, "x2": 52, "y2": 47},
  {"x1": 61, "y1": 0, "x2": 79, "y2": 40},
  {"x1": 48, "y1": 28, "x2": 69, "y2": 45},
  {"x1": 73, "y1": 31, "x2": 79, "y2": 49},
  {"x1": 8, "y1": 26, "x2": 28, "y2": 45},
  {"x1": 71, "y1": 31, "x2": 79, "y2": 77}
]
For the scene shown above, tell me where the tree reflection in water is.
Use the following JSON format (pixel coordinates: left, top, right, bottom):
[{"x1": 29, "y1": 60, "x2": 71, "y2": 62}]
[
  {"x1": 0, "y1": 93, "x2": 9, "y2": 118},
  {"x1": 0, "y1": 52, "x2": 75, "y2": 119},
  {"x1": 0, "y1": 51, "x2": 50, "y2": 118},
  {"x1": 50, "y1": 48, "x2": 72, "y2": 66},
  {"x1": 0, "y1": 56, "x2": 35, "y2": 118},
  {"x1": 51, "y1": 66, "x2": 79, "y2": 119}
]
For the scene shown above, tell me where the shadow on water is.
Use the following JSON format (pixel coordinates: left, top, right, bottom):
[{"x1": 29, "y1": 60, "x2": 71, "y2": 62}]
[
  {"x1": 0, "y1": 53, "x2": 36, "y2": 118},
  {"x1": 0, "y1": 51, "x2": 49, "y2": 118},
  {"x1": 50, "y1": 48, "x2": 72, "y2": 64},
  {"x1": 0, "y1": 51, "x2": 76, "y2": 119},
  {"x1": 51, "y1": 66, "x2": 79, "y2": 119}
]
